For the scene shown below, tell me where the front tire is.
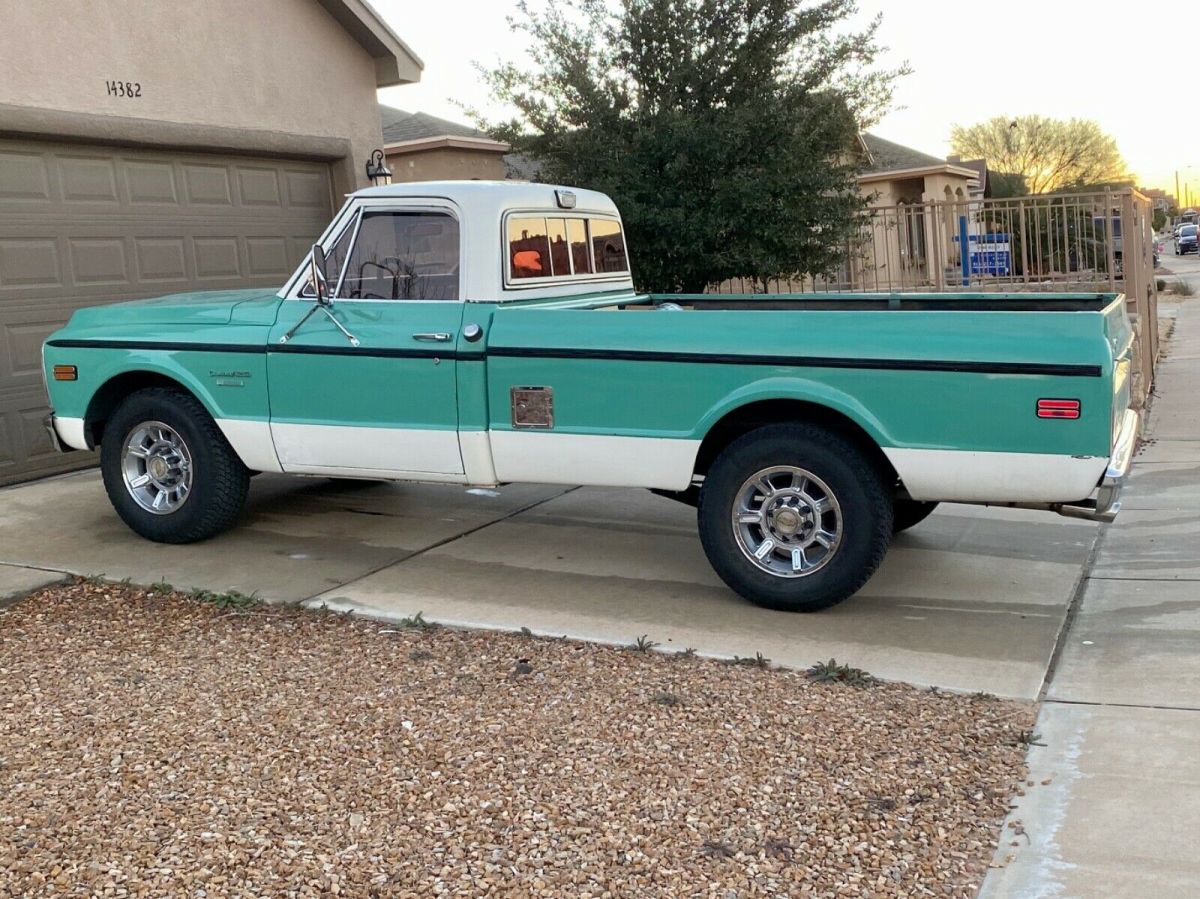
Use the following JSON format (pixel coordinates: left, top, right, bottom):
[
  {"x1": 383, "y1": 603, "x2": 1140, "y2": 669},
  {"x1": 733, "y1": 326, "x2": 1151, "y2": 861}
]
[
  {"x1": 697, "y1": 424, "x2": 892, "y2": 612},
  {"x1": 893, "y1": 499, "x2": 939, "y2": 533},
  {"x1": 100, "y1": 388, "x2": 250, "y2": 543}
]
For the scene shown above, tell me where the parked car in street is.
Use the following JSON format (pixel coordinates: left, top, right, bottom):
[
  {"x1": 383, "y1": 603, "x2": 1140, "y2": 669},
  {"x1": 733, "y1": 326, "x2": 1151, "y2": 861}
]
[
  {"x1": 42, "y1": 182, "x2": 1138, "y2": 612},
  {"x1": 1177, "y1": 224, "x2": 1199, "y2": 255}
]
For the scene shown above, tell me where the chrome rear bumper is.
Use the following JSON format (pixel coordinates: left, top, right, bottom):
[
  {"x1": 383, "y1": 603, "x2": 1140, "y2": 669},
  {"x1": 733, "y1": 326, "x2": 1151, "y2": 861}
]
[{"x1": 1055, "y1": 408, "x2": 1139, "y2": 523}]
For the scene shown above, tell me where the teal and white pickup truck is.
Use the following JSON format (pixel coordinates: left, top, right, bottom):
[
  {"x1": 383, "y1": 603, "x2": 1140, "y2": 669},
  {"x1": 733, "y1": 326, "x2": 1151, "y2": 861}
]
[{"x1": 43, "y1": 181, "x2": 1138, "y2": 612}]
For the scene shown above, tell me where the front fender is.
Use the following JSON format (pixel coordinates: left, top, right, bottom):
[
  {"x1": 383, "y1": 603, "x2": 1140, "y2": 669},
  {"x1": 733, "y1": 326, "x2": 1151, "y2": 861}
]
[
  {"x1": 43, "y1": 341, "x2": 274, "y2": 470},
  {"x1": 44, "y1": 338, "x2": 271, "y2": 423}
]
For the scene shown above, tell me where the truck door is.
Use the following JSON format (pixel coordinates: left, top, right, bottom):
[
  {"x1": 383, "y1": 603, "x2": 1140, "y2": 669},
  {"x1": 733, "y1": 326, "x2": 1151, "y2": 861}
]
[{"x1": 266, "y1": 203, "x2": 466, "y2": 479}]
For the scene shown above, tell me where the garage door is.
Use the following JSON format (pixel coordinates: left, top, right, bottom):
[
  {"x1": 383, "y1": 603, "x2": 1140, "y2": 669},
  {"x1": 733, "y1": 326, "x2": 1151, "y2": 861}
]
[{"x1": 0, "y1": 139, "x2": 334, "y2": 485}]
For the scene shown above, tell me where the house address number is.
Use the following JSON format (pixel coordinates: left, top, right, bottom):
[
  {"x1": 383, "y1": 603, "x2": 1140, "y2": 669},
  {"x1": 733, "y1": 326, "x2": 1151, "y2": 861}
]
[{"x1": 105, "y1": 80, "x2": 142, "y2": 98}]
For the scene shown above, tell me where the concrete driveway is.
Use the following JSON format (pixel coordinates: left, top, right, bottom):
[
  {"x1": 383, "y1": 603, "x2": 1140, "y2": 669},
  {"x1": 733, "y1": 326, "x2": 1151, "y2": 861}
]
[{"x1": 0, "y1": 468, "x2": 1099, "y2": 699}]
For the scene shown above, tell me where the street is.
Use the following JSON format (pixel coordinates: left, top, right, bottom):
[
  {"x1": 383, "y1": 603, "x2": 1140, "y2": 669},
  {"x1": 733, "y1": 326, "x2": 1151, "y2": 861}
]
[{"x1": 1156, "y1": 230, "x2": 1200, "y2": 288}]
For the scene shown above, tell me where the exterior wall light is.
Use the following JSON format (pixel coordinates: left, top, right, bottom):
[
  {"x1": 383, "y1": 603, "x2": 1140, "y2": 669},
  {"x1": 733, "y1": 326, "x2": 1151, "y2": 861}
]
[{"x1": 365, "y1": 149, "x2": 392, "y2": 186}]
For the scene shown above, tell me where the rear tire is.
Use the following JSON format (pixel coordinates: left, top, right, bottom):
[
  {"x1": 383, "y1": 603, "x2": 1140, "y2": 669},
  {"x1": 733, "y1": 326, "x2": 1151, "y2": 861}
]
[
  {"x1": 100, "y1": 388, "x2": 250, "y2": 543},
  {"x1": 893, "y1": 499, "x2": 939, "y2": 533},
  {"x1": 697, "y1": 423, "x2": 892, "y2": 612}
]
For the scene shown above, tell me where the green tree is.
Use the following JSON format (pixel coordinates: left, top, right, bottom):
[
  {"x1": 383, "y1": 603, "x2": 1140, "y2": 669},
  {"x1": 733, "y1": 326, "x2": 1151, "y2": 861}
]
[
  {"x1": 1153, "y1": 209, "x2": 1167, "y2": 232},
  {"x1": 479, "y1": 0, "x2": 907, "y2": 292},
  {"x1": 950, "y1": 115, "x2": 1130, "y2": 196}
]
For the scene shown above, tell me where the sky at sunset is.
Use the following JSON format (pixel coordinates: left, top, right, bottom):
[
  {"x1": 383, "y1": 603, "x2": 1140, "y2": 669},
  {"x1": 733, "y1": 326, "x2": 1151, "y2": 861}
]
[{"x1": 375, "y1": 0, "x2": 1185, "y2": 197}]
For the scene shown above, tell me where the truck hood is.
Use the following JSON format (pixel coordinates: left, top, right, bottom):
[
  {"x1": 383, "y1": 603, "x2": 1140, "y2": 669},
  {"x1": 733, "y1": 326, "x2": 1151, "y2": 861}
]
[{"x1": 67, "y1": 289, "x2": 282, "y2": 327}]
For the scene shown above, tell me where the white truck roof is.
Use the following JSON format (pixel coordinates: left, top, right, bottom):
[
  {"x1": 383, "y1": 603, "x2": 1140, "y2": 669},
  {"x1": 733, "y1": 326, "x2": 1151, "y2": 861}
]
[
  {"x1": 351, "y1": 179, "x2": 621, "y2": 221},
  {"x1": 282, "y1": 181, "x2": 633, "y2": 301}
]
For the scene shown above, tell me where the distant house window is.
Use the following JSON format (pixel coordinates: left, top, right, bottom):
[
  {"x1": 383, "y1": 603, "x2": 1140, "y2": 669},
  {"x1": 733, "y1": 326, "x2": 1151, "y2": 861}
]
[{"x1": 505, "y1": 214, "x2": 627, "y2": 284}]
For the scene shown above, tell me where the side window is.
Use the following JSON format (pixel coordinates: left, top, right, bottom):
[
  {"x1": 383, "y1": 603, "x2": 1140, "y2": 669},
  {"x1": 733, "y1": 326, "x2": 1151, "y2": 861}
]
[
  {"x1": 337, "y1": 211, "x2": 460, "y2": 300},
  {"x1": 590, "y1": 218, "x2": 628, "y2": 273},
  {"x1": 325, "y1": 215, "x2": 357, "y2": 285},
  {"x1": 509, "y1": 217, "x2": 551, "y2": 279}
]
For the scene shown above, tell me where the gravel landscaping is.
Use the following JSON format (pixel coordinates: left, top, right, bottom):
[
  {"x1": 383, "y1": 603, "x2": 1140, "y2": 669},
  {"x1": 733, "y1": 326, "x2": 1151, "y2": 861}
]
[{"x1": 1, "y1": 581, "x2": 1034, "y2": 898}]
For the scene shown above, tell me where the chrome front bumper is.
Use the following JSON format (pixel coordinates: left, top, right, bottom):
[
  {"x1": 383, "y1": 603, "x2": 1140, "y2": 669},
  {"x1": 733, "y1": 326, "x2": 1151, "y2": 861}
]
[
  {"x1": 42, "y1": 413, "x2": 69, "y2": 454},
  {"x1": 1055, "y1": 408, "x2": 1139, "y2": 523}
]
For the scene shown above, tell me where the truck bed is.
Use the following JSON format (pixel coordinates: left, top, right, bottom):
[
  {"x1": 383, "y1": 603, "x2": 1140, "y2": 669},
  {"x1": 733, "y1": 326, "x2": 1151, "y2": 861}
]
[{"x1": 641, "y1": 292, "x2": 1117, "y2": 313}]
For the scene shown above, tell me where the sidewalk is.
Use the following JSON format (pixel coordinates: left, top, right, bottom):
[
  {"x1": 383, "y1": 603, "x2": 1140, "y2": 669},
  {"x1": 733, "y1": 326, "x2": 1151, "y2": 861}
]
[{"x1": 980, "y1": 297, "x2": 1200, "y2": 898}]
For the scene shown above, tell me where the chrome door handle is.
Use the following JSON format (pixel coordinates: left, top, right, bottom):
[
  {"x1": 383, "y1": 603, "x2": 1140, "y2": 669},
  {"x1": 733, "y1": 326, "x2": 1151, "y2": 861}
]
[{"x1": 412, "y1": 332, "x2": 452, "y2": 342}]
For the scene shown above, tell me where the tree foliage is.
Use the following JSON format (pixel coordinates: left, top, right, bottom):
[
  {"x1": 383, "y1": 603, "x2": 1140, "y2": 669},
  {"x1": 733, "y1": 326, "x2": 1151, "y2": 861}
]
[
  {"x1": 479, "y1": 0, "x2": 907, "y2": 292},
  {"x1": 950, "y1": 115, "x2": 1130, "y2": 196}
]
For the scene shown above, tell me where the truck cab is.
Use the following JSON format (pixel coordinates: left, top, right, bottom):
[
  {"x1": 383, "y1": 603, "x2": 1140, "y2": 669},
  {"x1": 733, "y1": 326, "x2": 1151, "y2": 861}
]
[{"x1": 264, "y1": 182, "x2": 636, "y2": 483}]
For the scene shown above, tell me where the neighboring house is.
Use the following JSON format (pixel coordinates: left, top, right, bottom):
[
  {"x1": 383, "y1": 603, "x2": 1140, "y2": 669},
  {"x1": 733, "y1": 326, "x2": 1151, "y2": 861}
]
[
  {"x1": 1139, "y1": 188, "x2": 1174, "y2": 215},
  {"x1": 381, "y1": 107, "x2": 510, "y2": 182},
  {"x1": 379, "y1": 106, "x2": 543, "y2": 182},
  {"x1": 947, "y1": 156, "x2": 989, "y2": 200},
  {"x1": 0, "y1": 0, "x2": 422, "y2": 485},
  {"x1": 847, "y1": 134, "x2": 981, "y2": 292},
  {"x1": 379, "y1": 105, "x2": 549, "y2": 182},
  {"x1": 857, "y1": 134, "x2": 979, "y2": 205}
]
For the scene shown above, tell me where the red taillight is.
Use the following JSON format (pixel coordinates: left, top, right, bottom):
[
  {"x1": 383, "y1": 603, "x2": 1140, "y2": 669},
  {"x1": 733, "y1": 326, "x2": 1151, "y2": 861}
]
[{"x1": 1037, "y1": 398, "x2": 1081, "y2": 419}]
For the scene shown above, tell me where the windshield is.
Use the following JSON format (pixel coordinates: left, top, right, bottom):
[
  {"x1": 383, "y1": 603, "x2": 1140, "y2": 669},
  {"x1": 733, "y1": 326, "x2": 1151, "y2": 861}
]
[{"x1": 1183, "y1": 226, "x2": 1197, "y2": 237}]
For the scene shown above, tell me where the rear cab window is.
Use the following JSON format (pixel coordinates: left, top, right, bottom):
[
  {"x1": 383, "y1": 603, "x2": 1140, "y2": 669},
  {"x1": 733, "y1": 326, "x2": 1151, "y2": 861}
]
[{"x1": 506, "y1": 213, "x2": 628, "y2": 287}]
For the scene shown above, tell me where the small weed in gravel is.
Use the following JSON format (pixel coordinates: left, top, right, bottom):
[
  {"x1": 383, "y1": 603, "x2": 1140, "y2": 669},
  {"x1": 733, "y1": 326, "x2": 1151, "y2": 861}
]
[
  {"x1": 1015, "y1": 729, "x2": 1046, "y2": 747},
  {"x1": 149, "y1": 579, "x2": 173, "y2": 596},
  {"x1": 675, "y1": 647, "x2": 697, "y2": 659},
  {"x1": 189, "y1": 588, "x2": 260, "y2": 610},
  {"x1": 730, "y1": 652, "x2": 772, "y2": 669},
  {"x1": 699, "y1": 840, "x2": 737, "y2": 860},
  {"x1": 651, "y1": 690, "x2": 683, "y2": 707},
  {"x1": 762, "y1": 837, "x2": 795, "y2": 861},
  {"x1": 626, "y1": 634, "x2": 659, "y2": 652},
  {"x1": 396, "y1": 611, "x2": 438, "y2": 630},
  {"x1": 806, "y1": 658, "x2": 875, "y2": 687}
]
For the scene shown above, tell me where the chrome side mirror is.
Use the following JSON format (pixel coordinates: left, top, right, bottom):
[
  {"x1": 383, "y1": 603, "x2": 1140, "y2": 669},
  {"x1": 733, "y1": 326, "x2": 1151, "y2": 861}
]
[
  {"x1": 309, "y1": 244, "x2": 331, "y2": 305},
  {"x1": 282, "y1": 243, "x2": 359, "y2": 348}
]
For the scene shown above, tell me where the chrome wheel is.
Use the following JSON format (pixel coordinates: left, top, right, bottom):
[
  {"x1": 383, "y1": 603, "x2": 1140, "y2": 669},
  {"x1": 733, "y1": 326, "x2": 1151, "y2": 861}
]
[
  {"x1": 121, "y1": 420, "x2": 193, "y2": 515},
  {"x1": 731, "y1": 465, "x2": 842, "y2": 577}
]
